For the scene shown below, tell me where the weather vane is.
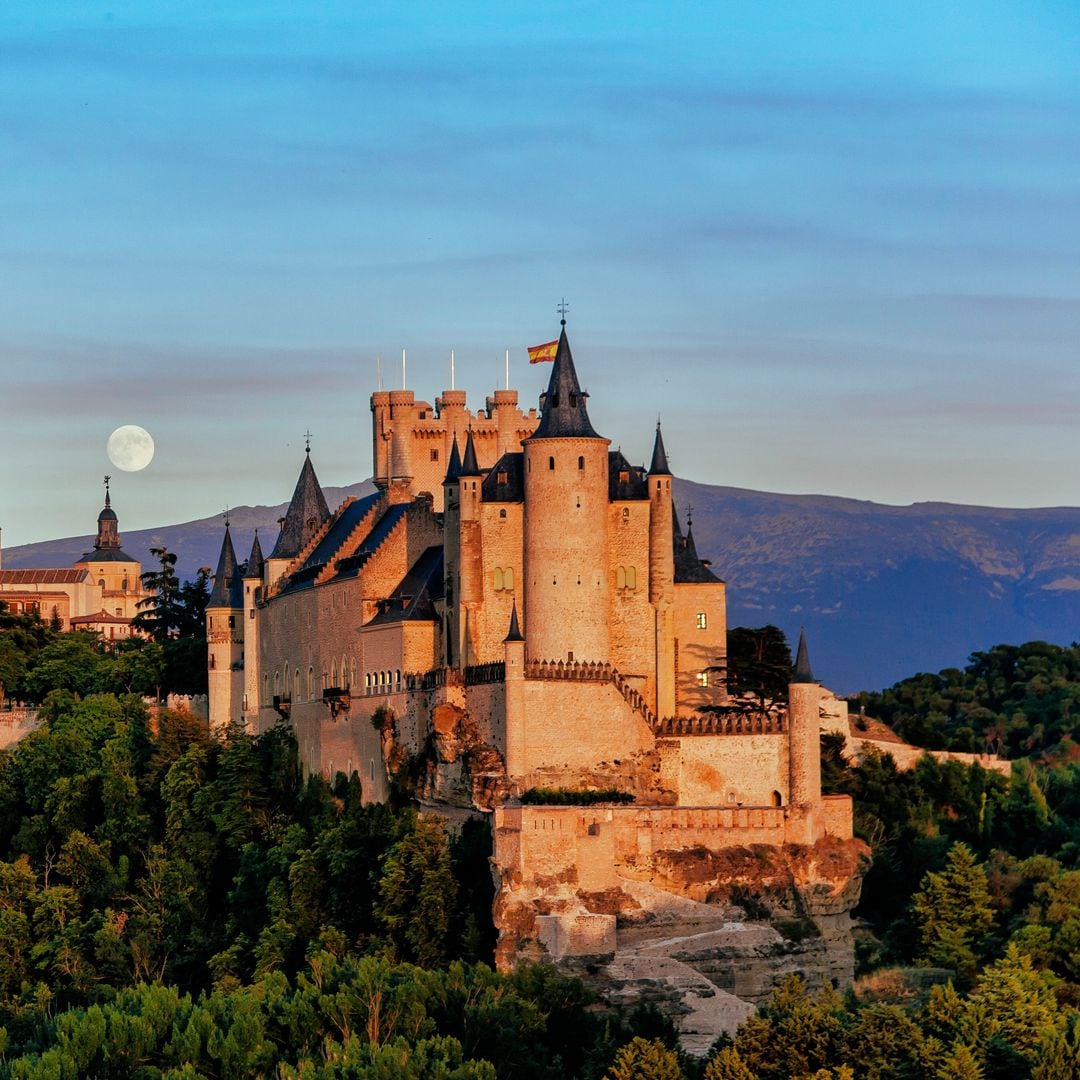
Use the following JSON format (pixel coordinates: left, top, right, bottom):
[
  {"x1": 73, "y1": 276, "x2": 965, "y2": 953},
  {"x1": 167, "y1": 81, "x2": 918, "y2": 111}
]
[
  {"x1": 686, "y1": 504, "x2": 694, "y2": 530},
  {"x1": 557, "y1": 297, "x2": 569, "y2": 326},
  {"x1": 223, "y1": 506, "x2": 231, "y2": 528},
  {"x1": 304, "y1": 429, "x2": 312, "y2": 453}
]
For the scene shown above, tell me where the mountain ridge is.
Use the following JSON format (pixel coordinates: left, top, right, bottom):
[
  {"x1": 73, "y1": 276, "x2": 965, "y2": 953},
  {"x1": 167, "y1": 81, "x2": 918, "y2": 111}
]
[{"x1": 6, "y1": 478, "x2": 1078, "y2": 693}]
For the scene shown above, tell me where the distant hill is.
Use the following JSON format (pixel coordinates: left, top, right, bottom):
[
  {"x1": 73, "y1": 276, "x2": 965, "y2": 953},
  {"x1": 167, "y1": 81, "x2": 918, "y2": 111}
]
[{"x1": 6, "y1": 478, "x2": 1079, "y2": 693}]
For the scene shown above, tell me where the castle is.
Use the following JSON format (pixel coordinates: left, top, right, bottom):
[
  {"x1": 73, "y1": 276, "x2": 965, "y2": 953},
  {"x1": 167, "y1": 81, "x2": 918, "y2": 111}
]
[{"x1": 206, "y1": 324, "x2": 857, "y2": 971}]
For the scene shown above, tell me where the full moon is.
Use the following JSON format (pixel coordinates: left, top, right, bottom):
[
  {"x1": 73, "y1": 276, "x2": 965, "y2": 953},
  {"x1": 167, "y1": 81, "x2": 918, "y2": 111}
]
[{"x1": 106, "y1": 425, "x2": 155, "y2": 472}]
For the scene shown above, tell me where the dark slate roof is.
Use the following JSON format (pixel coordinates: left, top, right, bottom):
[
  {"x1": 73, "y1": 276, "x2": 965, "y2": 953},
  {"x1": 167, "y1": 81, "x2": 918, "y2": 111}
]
[
  {"x1": 529, "y1": 328, "x2": 602, "y2": 440},
  {"x1": 245, "y1": 531, "x2": 265, "y2": 579},
  {"x1": 269, "y1": 453, "x2": 331, "y2": 561},
  {"x1": 649, "y1": 422, "x2": 671, "y2": 475},
  {"x1": 460, "y1": 429, "x2": 482, "y2": 477},
  {"x1": 673, "y1": 507, "x2": 721, "y2": 584},
  {"x1": 75, "y1": 547, "x2": 140, "y2": 564},
  {"x1": 794, "y1": 628, "x2": 815, "y2": 683},
  {"x1": 443, "y1": 436, "x2": 463, "y2": 484},
  {"x1": 608, "y1": 451, "x2": 649, "y2": 501},
  {"x1": 481, "y1": 452, "x2": 524, "y2": 502},
  {"x1": 98, "y1": 505, "x2": 118, "y2": 523},
  {"x1": 278, "y1": 492, "x2": 382, "y2": 593},
  {"x1": 366, "y1": 545, "x2": 444, "y2": 626},
  {"x1": 208, "y1": 527, "x2": 245, "y2": 608},
  {"x1": 504, "y1": 600, "x2": 524, "y2": 642}
]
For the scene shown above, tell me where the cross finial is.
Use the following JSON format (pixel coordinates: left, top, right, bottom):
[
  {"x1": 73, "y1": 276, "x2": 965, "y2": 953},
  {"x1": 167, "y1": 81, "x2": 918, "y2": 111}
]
[
  {"x1": 557, "y1": 297, "x2": 569, "y2": 326},
  {"x1": 304, "y1": 429, "x2": 312, "y2": 454},
  {"x1": 223, "y1": 506, "x2": 230, "y2": 528},
  {"x1": 686, "y1": 504, "x2": 694, "y2": 530}
]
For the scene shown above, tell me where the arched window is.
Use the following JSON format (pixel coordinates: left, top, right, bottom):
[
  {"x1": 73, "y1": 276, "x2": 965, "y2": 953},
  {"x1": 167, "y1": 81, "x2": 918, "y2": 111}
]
[
  {"x1": 504, "y1": 567, "x2": 514, "y2": 590},
  {"x1": 622, "y1": 507, "x2": 630, "y2": 520},
  {"x1": 365, "y1": 672, "x2": 372, "y2": 690},
  {"x1": 626, "y1": 566, "x2": 636, "y2": 589},
  {"x1": 395, "y1": 669, "x2": 401, "y2": 687},
  {"x1": 308, "y1": 667, "x2": 314, "y2": 698},
  {"x1": 283, "y1": 665, "x2": 289, "y2": 694},
  {"x1": 772, "y1": 791, "x2": 783, "y2": 807},
  {"x1": 343, "y1": 656, "x2": 350, "y2": 689},
  {"x1": 549, "y1": 456, "x2": 555, "y2": 470},
  {"x1": 294, "y1": 669, "x2": 301, "y2": 698},
  {"x1": 493, "y1": 567, "x2": 504, "y2": 591},
  {"x1": 616, "y1": 566, "x2": 626, "y2": 589},
  {"x1": 578, "y1": 455, "x2": 584, "y2": 470},
  {"x1": 331, "y1": 659, "x2": 338, "y2": 687},
  {"x1": 500, "y1": 508, "x2": 507, "y2": 519}
]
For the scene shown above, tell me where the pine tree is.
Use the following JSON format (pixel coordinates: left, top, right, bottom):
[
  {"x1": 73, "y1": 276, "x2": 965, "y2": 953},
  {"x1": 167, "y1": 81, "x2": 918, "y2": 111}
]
[{"x1": 605, "y1": 1037, "x2": 683, "y2": 1080}]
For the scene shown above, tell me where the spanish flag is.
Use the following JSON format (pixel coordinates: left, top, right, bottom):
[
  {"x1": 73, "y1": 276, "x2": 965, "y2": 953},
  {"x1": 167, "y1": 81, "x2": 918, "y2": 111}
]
[{"x1": 527, "y1": 339, "x2": 558, "y2": 364}]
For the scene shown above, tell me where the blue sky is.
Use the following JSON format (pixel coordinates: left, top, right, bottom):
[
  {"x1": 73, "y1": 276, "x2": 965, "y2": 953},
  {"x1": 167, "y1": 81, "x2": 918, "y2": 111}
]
[{"x1": 3, "y1": 1, "x2": 1080, "y2": 548}]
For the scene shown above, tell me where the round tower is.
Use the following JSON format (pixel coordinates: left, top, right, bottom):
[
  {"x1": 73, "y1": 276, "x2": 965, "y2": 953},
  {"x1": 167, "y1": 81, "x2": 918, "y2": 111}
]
[
  {"x1": 457, "y1": 430, "x2": 485, "y2": 665},
  {"x1": 207, "y1": 525, "x2": 245, "y2": 730},
  {"x1": 491, "y1": 389, "x2": 520, "y2": 457},
  {"x1": 523, "y1": 328, "x2": 611, "y2": 663},
  {"x1": 370, "y1": 390, "x2": 391, "y2": 491},
  {"x1": 788, "y1": 629, "x2": 822, "y2": 837},
  {"x1": 388, "y1": 389, "x2": 415, "y2": 493},
  {"x1": 648, "y1": 423, "x2": 675, "y2": 717}
]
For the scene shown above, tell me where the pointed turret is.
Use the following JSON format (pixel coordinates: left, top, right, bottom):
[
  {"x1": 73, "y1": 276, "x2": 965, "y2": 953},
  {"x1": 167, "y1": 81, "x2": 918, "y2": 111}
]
[
  {"x1": 649, "y1": 421, "x2": 671, "y2": 475},
  {"x1": 793, "y1": 627, "x2": 815, "y2": 683},
  {"x1": 443, "y1": 435, "x2": 463, "y2": 485},
  {"x1": 269, "y1": 452, "x2": 331, "y2": 561},
  {"x1": 208, "y1": 527, "x2": 244, "y2": 609},
  {"x1": 672, "y1": 506, "x2": 720, "y2": 584},
  {"x1": 504, "y1": 599, "x2": 524, "y2": 642},
  {"x1": 245, "y1": 530, "x2": 265, "y2": 580},
  {"x1": 530, "y1": 328, "x2": 601, "y2": 439},
  {"x1": 460, "y1": 428, "x2": 482, "y2": 477}
]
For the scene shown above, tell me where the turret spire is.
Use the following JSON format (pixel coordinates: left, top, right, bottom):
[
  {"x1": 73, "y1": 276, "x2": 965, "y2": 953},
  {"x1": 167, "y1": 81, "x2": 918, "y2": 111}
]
[
  {"x1": 530, "y1": 327, "x2": 602, "y2": 439},
  {"x1": 443, "y1": 435, "x2": 463, "y2": 484},
  {"x1": 245, "y1": 530, "x2": 265, "y2": 579},
  {"x1": 793, "y1": 627, "x2": 815, "y2": 683},
  {"x1": 649, "y1": 420, "x2": 671, "y2": 475},
  {"x1": 269, "y1": 453, "x2": 331, "y2": 561},
  {"x1": 504, "y1": 599, "x2": 524, "y2": 642},
  {"x1": 460, "y1": 428, "x2": 482, "y2": 477},
  {"x1": 208, "y1": 525, "x2": 244, "y2": 609}
]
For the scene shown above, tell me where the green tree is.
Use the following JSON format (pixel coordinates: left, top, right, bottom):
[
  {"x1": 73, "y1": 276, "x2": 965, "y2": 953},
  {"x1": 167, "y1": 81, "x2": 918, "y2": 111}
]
[
  {"x1": 723, "y1": 625, "x2": 793, "y2": 709},
  {"x1": 605, "y1": 1036, "x2": 683, "y2": 1080},
  {"x1": 912, "y1": 844, "x2": 994, "y2": 979},
  {"x1": 132, "y1": 546, "x2": 183, "y2": 642},
  {"x1": 22, "y1": 632, "x2": 114, "y2": 701}
]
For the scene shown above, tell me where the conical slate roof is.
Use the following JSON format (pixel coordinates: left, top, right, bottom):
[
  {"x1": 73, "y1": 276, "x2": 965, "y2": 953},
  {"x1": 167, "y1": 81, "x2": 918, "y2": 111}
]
[
  {"x1": 649, "y1": 422, "x2": 671, "y2": 475},
  {"x1": 269, "y1": 453, "x2": 331, "y2": 560},
  {"x1": 443, "y1": 435, "x2": 463, "y2": 484},
  {"x1": 793, "y1": 628, "x2": 815, "y2": 683},
  {"x1": 209, "y1": 527, "x2": 244, "y2": 609},
  {"x1": 460, "y1": 429, "x2": 482, "y2": 477},
  {"x1": 530, "y1": 328, "x2": 601, "y2": 439},
  {"x1": 672, "y1": 505, "x2": 721, "y2": 584},
  {"x1": 504, "y1": 599, "x2": 524, "y2": 642},
  {"x1": 245, "y1": 531, "x2": 265, "y2": 579}
]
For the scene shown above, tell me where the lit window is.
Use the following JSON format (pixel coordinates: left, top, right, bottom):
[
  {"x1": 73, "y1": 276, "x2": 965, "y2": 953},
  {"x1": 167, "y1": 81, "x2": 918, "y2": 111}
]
[
  {"x1": 498, "y1": 470, "x2": 508, "y2": 484},
  {"x1": 619, "y1": 470, "x2": 629, "y2": 484},
  {"x1": 696, "y1": 672, "x2": 709, "y2": 687},
  {"x1": 697, "y1": 612, "x2": 707, "y2": 630},
  {"x1": 622, "y1": 507, "x2": 630, "y2": 520}
]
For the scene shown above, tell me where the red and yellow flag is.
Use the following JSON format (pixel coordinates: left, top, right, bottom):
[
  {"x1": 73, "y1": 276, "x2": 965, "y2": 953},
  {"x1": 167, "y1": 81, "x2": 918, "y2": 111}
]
[{"x1": 527, "y1": 339, "x2": 558, "y2": 364}]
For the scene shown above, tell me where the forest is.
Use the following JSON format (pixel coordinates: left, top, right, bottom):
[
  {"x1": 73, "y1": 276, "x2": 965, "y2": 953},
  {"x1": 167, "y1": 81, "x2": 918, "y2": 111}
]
[{"x1": 0, "y1": 605, "x2": 1079, "y2": 1077}]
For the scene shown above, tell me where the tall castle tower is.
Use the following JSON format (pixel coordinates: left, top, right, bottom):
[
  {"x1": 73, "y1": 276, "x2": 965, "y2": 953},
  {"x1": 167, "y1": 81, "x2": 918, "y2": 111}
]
[
  {"x1": 207, "y1": 524, "x2": 245, "y2": 728},
  {"x1": 522, "y1": 325, "x2": 612, "y2": 662}
]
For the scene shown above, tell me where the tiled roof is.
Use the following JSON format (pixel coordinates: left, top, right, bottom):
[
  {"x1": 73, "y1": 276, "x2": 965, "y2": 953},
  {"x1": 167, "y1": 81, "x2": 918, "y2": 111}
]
[{"x1": 0, "y1": 568, "x2": 89, "y2": 585}]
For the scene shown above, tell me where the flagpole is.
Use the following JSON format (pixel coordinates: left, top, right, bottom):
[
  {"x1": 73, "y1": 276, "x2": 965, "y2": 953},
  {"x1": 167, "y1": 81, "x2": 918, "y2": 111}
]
[
  {"x1": 451, "y1": 349, "x2": 455, "y2": 390},
  {"x1": 402, "y1": 347, "x2": 406, "y2": 390},
  {"x1": 377, "y1": 355, "x2": 383, "y2": 391},
  {"x1": 505, "y1": 348, "x2": 510, "y2": 389}
]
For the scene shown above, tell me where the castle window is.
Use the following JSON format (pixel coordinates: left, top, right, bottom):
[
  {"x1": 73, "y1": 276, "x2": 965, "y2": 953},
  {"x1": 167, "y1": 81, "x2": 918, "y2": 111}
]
[
  {"x1": 331, "y1": 660, "x2": 338, "y2": 687},
  {"x1": 504, "y1": 567, "x2": 514, "y2": 590},
  {"x1": 626, "y1": 566, "x2": 636, "y2": 589},
  {"x1": 228, "y1": 615, "x2": 235, "y2": 628},
  {"x1": 493, "y1": 567, "x2": 504, "y2": 591},
  {"x1": 371, "y1": 759, "x2": 376, "y2": 781},
  {"x1": 116, "y1": 608, "x2": 122, "y2": 616},
  {"x1": 308, "y1": 667, "x2": 314, "y2": 698},
  {"x1": 500, "y1": 508, "x2": 507, "y2": 519},
  {"x1": 210, "y1": 654, "x2": 216, "y2": 669},
  {"x1": 294, "y1": 669, "x2": 301, "y2": 698},
  {"x1": 772, "y1": 791, "x2": 783, "y2": 807},
  {"x1": 696, "y1": 671, "x2": 709, "y2": 687},
  {"x1": 99, "y1": 579, "x2": 105, "y2": 589},
  {"x1": 250, "y1": 608, "x2": 255, "y2": 619},
  {"x1": 549, "y1": 456, "x2": 555, "y2": 470},
  {"x1": 616, "y1": 566, "x2": 626, "y2": 589},
  {"x1": 619, "y1": 470, "x2": 629, "y2": 484},
  {"x1": 343, "y1": 656, "x2": 350, "y2": 689},
  {"x1": 622, "y1": 507, "x2": 630, "y2": 520},
  {"x1": 696, "y1": 612, "x2": 707, "y2": 630},
  {"x1": 122, "y1": 578, "x2": 128, "y2": 591},
  {"x1": 430, "y1": 449, "x2": 439, "y2": 461},
  {"x1": 578, "y1": 456, "x2": 584, "y2": 471},
  {"x1": 498, "y1": 470, "x2": 507, "y2": 484}
]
